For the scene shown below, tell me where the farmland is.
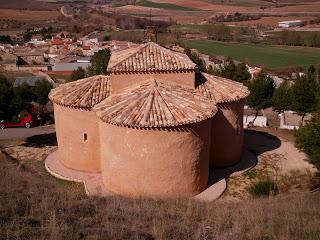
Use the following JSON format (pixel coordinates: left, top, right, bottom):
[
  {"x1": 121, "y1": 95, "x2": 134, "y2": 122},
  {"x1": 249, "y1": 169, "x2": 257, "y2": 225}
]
[
  {"x1": 185, "y1": 40, "x2": 320, "y2": 69},
  {"x1": 144, "y1": 0, "x2": 320, "y2": 13},
  {"x1": 0, "y1": 9, "x2": 59, "y2": 21},
  {"x1": 136, "y1": 0, "x2": 199, "y2": 11}
]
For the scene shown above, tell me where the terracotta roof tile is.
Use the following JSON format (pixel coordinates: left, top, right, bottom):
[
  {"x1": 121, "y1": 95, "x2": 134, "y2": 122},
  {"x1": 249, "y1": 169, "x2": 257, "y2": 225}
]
[
  {"x1": 107, "y1": 42, "x2": 195, "y2": 73},
  {"x1": 49, "y1": 75, "x2": 110, "y2": 109},
  {"x1": 196, "y1": 73, "x2": 250, "y2": 103},
  {"x1": 94, "y1": 78, "x2": 217, "y2": 128}
]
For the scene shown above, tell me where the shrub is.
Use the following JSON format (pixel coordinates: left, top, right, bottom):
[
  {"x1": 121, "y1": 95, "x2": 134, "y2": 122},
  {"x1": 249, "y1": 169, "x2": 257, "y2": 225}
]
[
  {"x1": 295, "y1": 112, "x2": 320, "y2": 169},
  {"x1": 249, "y1": 179, "x2": 278, "y2": 197}
]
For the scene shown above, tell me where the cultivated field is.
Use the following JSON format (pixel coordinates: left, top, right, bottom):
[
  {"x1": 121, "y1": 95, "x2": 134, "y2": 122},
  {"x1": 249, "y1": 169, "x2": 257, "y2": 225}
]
[
  {"x1": 185, "y1": 40, "x2": 320, "y2": 69},
  {"x1": 113, "y1": 5, "x2": 211, "y2": 24},
  {"x1": 227, "y1": 16, "x2": 317, "y2": 27},
  {"x1": 138, "y1": 0, "x2": 320, "y2": 14},
  {"x1": 110, "y1": 0, "x2": 320, "y2": 24},
  {"x1": 0, "y1": 9, "x2": 59, "y2": 21}
]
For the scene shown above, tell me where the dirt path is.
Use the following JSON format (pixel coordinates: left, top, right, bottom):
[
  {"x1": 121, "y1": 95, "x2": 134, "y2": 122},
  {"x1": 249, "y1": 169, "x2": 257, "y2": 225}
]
[
  {"x1": 0, "y1": 126, "x2": 55, "y2": 141},
  {"x1": 225, "y1": 130, "x2": 316, "y2": 200}
]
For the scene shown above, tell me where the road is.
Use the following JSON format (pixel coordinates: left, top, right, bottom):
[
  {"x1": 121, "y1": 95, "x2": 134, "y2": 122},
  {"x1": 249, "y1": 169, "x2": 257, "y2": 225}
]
[
  {"x1": 60, "y1": 6, "x2": 73, "y2": 18},
  {"x1": 0, "y1": 126, "x2": 56, "y2": 140}
]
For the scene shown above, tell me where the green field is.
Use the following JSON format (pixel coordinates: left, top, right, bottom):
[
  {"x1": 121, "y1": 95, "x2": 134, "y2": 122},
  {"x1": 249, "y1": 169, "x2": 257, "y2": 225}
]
[
  {"x1": 185, "y1": 40, "x2": 320, "y2": 69},
  {"x1": 136, "y1": 0, "x2": 198, "y2": 11}
]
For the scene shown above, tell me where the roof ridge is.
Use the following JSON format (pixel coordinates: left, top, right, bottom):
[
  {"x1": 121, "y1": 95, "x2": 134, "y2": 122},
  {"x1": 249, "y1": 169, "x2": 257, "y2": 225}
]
[
  {"x1": 153, "y1": 80, "x2": 175, "y2": 123},
  {"x1": 107, "y1": 42, "x2": 195, "y2": 73},
  {"x1": 107, "y1": 43, "x2": 148, "y2": 71},
  {"x1": 148, "y1": 42, "x2": 194, "y2": 66}
]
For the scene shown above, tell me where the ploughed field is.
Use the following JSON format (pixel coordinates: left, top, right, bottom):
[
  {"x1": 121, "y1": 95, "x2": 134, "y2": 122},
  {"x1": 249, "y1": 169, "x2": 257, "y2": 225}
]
[
  {"x1": 185, "y1": 40, "x2": 320, "y2": 69},
  {"x1": 0, "y1": 9, "x2": 59, "y2": 21},
  {"x1": 128, "y1": 0, "x2": 320, "y2": 13}
]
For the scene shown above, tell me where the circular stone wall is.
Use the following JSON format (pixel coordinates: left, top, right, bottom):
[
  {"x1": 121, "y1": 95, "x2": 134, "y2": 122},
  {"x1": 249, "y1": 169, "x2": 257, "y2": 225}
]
[
  {"x1": 54, "y1": 104, "x2": 101, "y2": 172},
  {"x1": 210, "y1": 99, "x2": 244, "y2": 167},
  {"x1": 98, "y1": 119, "x2": 211, "y2": 197}
]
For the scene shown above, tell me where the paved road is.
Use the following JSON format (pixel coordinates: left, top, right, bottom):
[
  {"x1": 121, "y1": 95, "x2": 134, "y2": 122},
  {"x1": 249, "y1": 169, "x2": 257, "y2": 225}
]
[{"x1": 0, "y1": 126, "x2": 56, "y2": 140}]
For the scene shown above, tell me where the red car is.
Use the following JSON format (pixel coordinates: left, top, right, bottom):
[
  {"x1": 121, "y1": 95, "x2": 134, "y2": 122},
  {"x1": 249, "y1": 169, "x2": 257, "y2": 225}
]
[{"x1": 0, "y1": 112, "x2": 33, "y2": 129}]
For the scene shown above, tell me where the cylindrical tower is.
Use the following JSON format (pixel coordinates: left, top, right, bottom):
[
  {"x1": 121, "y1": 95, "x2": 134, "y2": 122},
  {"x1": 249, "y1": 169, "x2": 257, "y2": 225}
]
[
  {"x1": 94, "y1": 78, "x2": 217, "y2": 197},
  {"x1": 49, "y1": 75, "x2": 110, "y2": 173},
  {"x1": 210, "y1": 100, "x2": 245, "y2": 167},
  {"x1": 196, "y1": 73, "x2": 250, "y2": 167}
]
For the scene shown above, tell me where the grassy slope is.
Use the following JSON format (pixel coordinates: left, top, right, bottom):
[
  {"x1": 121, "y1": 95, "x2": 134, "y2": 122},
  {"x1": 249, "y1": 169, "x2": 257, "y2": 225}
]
[
  {"x1": 136, "y1": 0, "x2": 198, "y2": 11},
  {"x1": 185, "y1": 40, "x2": 320, "y2": 69},
  {"x1": 1, "y1": 152, "x2": 320, "y2": 239}
]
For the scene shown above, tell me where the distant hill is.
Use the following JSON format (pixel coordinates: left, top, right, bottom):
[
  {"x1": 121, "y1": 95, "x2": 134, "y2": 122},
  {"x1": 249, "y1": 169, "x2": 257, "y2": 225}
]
[{"x1": 0, "y1": 0, "x2": 93, "y2": 10}]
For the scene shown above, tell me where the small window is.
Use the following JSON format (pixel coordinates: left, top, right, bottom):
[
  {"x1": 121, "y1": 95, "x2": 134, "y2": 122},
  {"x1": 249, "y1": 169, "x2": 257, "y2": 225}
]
[{"x1": 84, "y1": 133, "x2": 88, "y2": 141}]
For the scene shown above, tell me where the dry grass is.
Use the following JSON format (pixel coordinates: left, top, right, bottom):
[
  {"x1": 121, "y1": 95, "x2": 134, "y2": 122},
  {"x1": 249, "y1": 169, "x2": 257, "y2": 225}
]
[{"x1": 0, "y1": 151, "x2": 320, "y2": 240}]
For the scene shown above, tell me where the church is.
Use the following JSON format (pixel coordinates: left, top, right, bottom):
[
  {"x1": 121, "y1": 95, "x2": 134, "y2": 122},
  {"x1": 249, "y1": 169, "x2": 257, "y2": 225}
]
[{"x1": 48, "y1": 42, "x2": 249, "y2": 197}]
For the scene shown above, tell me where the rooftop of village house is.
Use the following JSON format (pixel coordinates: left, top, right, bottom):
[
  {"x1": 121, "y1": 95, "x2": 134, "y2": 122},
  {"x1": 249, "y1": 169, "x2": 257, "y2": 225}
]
[
  {"x1": 107, "y1": 42, "x2": 196, "y2": 73},
  {"x1": 94, "y1": 78, "x2": 217, "y2": 128},
  {"x1": 49, "y1": 75, "x2": 110, "y2": 109}
]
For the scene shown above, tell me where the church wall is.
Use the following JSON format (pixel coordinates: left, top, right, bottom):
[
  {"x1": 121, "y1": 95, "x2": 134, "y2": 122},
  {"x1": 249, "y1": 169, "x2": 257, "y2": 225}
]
[
  {"x1": 54, "y1": 104, "x2": 101, "y2": 172},
  {"x1": 98, "y1": 119, "x2": 211, "y2": 197},
  {"x1": 110, "y1": 71, "x2": 195, "y2": 93},
  {"x1": 210, "y1": 99, "x2": 245, "y2": 167}
]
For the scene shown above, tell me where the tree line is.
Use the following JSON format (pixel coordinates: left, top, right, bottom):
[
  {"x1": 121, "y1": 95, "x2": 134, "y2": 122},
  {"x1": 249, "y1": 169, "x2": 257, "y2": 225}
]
[
  {"x1": 186, "y1": 47, "x2": 319, "y2": 123},
  {"x1": 70, "y1": 49, "x2": 111, "y2": 82},
  {"x1": 276, "y1": 31, "x2": 320, "y2": 48},
  {"x1": 0, "y1": 75, "x2": 53, "y2": 121}
]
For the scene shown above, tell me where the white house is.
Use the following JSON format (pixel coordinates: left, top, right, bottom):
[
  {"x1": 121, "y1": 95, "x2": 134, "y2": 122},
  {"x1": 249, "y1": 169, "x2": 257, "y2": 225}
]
[{"x1": 278, "y1": 20, "x2": 303, "y2": 28}]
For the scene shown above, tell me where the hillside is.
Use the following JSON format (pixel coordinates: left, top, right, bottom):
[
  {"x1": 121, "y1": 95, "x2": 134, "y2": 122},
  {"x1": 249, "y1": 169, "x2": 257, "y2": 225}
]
[
  {"x1": 0, "y1": 151, "x2": 319, "y2": 239},
  {"x1": 0, "y1": 0, "x2": 91, "y2": 10}
]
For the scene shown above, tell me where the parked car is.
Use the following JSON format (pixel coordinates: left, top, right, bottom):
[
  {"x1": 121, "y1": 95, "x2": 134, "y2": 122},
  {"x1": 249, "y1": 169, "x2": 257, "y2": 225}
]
[{"x1": 0, "y1": 111, "x2": 34, "y2": 129}]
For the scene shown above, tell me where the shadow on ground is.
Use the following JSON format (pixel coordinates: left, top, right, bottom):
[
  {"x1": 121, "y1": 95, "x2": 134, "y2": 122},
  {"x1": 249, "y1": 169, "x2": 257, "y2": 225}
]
[
  {"x1": 244, "y1": 129, "x2": 281, "y2": 155},
  {"x1": 23, "y1": 133, "x2": 57, "y2": 148},
  {"x1": 207, "y1": 129, "x2": 282, "y2": 187}
]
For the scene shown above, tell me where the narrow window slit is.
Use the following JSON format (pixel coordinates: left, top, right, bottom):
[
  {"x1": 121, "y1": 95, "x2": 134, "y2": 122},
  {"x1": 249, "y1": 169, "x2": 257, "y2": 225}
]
[{"x1": 84, "y1": 133, "x2": 88, "y2": 141}]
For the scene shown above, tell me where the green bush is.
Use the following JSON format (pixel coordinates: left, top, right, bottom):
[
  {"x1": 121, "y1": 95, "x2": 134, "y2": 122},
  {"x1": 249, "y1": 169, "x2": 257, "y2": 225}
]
[
  {"x1": 295, "y1": 112, "x2": 320, "y2": 170},
  {"x1": 310, "y1": 146, "x2": 320, "y2": 170},
  {"x1": 249, "y1": 179, "x2": 278, "y2": 197}
]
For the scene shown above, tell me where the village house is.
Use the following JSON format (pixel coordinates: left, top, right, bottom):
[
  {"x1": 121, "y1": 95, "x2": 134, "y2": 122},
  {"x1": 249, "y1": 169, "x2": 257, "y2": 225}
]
[
  {"x1": 14, "y1": 47, "x2": 46, "y2": 65},
  {"x1": 48, "y1": 42, "x2": 249, "y2": 197},
  {"x1": 279, "y1": 111, "x2": 312, "y2": 130},
  {"x1": 0, "y1": 51, "x2": 17, "y2": 71},
  {"x1": 51, "y1": 56, "x2": 91, "y2": 72},
  {"x1": 107, "y1": 40, "x2": 138, "y2": 53}
]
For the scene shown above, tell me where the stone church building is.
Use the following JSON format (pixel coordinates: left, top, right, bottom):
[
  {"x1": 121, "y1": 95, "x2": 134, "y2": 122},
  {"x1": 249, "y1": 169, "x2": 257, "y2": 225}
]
[{"x1": 49, "y1": 42, "x2": 249, "y2": 197}]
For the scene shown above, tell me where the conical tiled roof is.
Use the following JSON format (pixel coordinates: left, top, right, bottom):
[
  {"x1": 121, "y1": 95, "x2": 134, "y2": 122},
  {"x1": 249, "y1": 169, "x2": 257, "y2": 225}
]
[
  {"x1": 94, "y1": 78, "x2": 217, "y2": 128},
  {"x1": 196, "y1": 73, "x2": 250, "y2": 103},
  {"x1": 49, "y1": 75, "x2": 110, "y2": 109},
  {"x1": 107, "y1": 42, "x2": 196, "y2": 73}
]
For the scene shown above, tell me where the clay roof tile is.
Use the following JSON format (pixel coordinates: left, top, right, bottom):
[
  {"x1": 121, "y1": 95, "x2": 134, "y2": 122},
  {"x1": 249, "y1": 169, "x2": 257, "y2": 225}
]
[
  {"x1": 107, "y1": 42, "x2": 195, "y2": 73},
  {"x1": 49, "y1": 75, "x2": 110, "y2": 109},
  {"x1": 94, "y1": 78, "x2": 217, "y2": 128},
  {"x1": 196, "y1": 73, "x2": 250, "y2": 103}
]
